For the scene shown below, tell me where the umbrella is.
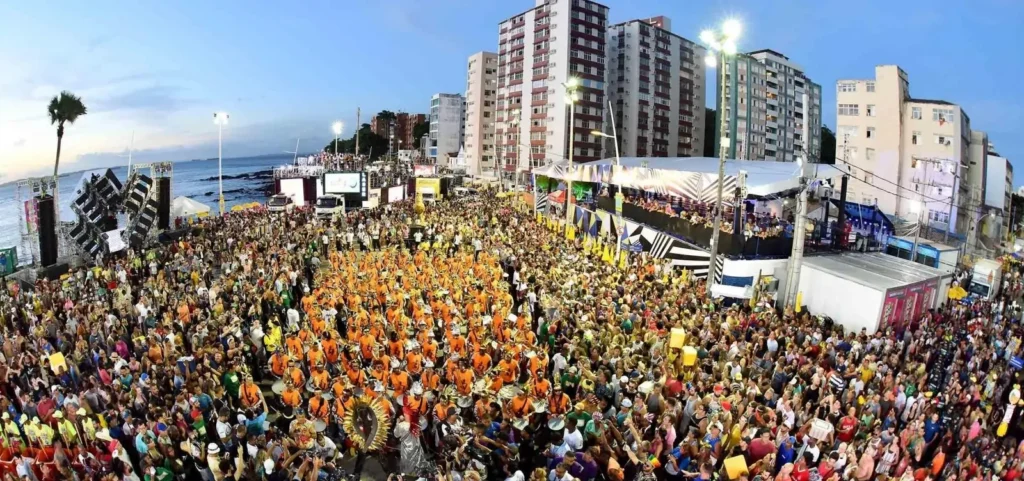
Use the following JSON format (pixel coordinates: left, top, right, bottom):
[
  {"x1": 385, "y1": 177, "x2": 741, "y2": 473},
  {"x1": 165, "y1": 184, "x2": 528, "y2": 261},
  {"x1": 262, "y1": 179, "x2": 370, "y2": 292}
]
[
  {"x1": 170, "y1": 196, "x2": 211, "y2": 218},
  {"x1": 947, "y1": 285, "x2": 968, "y2": 300}
]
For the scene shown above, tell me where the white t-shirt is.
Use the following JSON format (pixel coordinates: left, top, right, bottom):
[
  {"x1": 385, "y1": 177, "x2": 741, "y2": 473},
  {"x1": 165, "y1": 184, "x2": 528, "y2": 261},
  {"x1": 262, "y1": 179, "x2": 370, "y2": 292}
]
[{"x1": 562, "y1": 428, "x2": 583, "y2": 451}]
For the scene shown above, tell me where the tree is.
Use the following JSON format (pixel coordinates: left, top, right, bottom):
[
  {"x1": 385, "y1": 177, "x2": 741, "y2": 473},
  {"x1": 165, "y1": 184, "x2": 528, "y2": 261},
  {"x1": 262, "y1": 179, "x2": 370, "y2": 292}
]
[
  {"x1": 47, "y1": 91, "x2": 88, "y2": 177},
  {"x1": 703, "y1": 108, "x2": 716, "y2": 157},
  {"x1": 820, "y1": 125, "x2": 837, "y2": 164},
  {"x1": 376, "y1": 110, "x2": 397, "y2": 123},
  {"x1": 411, "y1": 122, "x2": 429, "y2": 148},
  {"x1": 323, "y1": 123, "x2": 390, "y2": 160}
]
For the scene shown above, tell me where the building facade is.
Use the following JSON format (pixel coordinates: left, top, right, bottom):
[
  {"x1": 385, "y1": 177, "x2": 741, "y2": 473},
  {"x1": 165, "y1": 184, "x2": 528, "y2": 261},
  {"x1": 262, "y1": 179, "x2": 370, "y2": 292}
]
[
  {"x1": 428, "y1": 93, "x2": 465, "y2": 163},
  {"x1": 370, "y1": 113, "x2": 426, "y2": 151},
  {"x1": 605, "y1": 17, "x2": 707, "y2": 157},
  {"x1": 495, "y1": 0, "x2": 609, "y2": 180},
  {"x1": 835, "y1": 65, "x2": 973, "y2": 235},
  {"x1": 464, "y1": 51, "x2": 499, "y2": 176},
  {"x1": 983, "y1": 144, "x2": 1013, "y2": 241},
  {"x1": 718, "y1": 49, "x2": 822, "y2": 162}
]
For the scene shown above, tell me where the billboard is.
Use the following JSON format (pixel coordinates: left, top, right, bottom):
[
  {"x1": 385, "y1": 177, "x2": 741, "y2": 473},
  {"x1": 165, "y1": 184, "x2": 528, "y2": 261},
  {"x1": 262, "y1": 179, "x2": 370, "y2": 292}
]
[
  {"x1": 413, "y1": 165, "x2": 436, "y2": 177},
  {"x1": 324, "y1": 172, "x2": 364, "y2": 194},
  {"x1": 280, "y1": 178, "x2": 306, "y2": 205},
  {"x1": 415, "y1": 178, "x2": 441, "y2": 198},
  {"x1": 388, "y1": 185, "x2": 405, "y2": 202}
]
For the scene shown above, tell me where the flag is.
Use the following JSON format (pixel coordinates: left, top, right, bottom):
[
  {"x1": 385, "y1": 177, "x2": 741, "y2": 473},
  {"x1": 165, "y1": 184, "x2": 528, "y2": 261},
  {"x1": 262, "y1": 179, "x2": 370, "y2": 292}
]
[{"x1": 618, "y1": 250, "x2": 628, "y2": 270}]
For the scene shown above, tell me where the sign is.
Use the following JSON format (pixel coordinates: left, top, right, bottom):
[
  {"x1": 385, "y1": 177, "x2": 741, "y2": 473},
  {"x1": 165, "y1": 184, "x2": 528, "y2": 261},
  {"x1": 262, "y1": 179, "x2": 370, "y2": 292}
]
[
  {"x1": 413, "y1": 165, "x2": 436, "y2": 177},
  {"x1": 24, "y1": 200, "x2": 37, "y2": 234},
  {"x1": 49, "y1": 353, "x2": 68, "y2": 374},
  {"x1": 324, "y1": 172, "x2": 364, "y2": 194},
  {"x1": 614, "y1": 192, "x2": 624, "y2": 215},
  {"x1": 1011, "y1": 356, "x2": 1023, "y2": 370},
  {"x1": 0, "y1": 247, "x2": 16, "y2": 275}
]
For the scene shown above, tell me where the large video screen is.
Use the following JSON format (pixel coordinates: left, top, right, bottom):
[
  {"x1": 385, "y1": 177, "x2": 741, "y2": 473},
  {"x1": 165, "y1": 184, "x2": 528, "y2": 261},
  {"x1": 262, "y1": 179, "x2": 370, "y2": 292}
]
[{"x1": 324, "y1": 173, "x2": 363, "y2": 194}]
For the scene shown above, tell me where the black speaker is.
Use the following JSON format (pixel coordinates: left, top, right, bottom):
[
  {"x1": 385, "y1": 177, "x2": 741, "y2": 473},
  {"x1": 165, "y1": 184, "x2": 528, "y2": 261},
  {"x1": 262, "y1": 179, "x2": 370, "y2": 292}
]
[
  {"x1": 38, "y1": 262, "x2": 69, "y2": 281},
  {"x1": 157, "y1": 177, "x2": 171, "y2": 230},
  {"x1": 36, "y1": 195, "x2": 58, "y2": 266}
]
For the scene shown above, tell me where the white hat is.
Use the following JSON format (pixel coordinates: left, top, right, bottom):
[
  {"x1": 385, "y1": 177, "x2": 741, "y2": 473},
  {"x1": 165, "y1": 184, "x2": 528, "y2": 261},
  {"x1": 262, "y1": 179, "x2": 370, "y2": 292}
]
[
  {"x1": 620, "y1": 376, "x2": 629, "y2": 384},
  {"x1": 411, "y1": 383, "x2": 424, "y2": 396},
  {"x1": 53, "y1": 411, "x2": 63, "y2": 419},
  {"x1": 1, "y1": 413, "x2": 8, "y2": 420},
  {"x1": 263, "y1": 459, "x2": 275, "y2": 473},
  {"x1": 374, "y1": 383, "x2": 385, "y2": 392},
  {"x1": 208, "y1": 443, "x2": 220, "y2": 454},
  {"x1": 423, "y1": 359, "x2": 435, "y2": 368},
  {"x1": 391, "y1": 359, "x2": 401, "y2": 368},
  {"x1": 96, "y1": 429, "x2": 113, "y2": 442},
  {"x1": 621, "y1": 399, "x2": 633, "y2": 408}
]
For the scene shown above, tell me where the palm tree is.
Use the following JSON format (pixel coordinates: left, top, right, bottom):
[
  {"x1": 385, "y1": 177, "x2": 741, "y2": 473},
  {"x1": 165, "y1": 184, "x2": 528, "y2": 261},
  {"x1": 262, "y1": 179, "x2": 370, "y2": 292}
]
[{"x1": 47, "y1": 91, "x2": 88, "y2": 178}]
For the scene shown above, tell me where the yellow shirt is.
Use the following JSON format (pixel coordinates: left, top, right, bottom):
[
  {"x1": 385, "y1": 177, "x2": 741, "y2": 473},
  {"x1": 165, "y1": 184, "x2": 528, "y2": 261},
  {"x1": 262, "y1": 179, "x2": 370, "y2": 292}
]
[{"x1": 264, "y1": 326, "x2": 282, "y2": 352}]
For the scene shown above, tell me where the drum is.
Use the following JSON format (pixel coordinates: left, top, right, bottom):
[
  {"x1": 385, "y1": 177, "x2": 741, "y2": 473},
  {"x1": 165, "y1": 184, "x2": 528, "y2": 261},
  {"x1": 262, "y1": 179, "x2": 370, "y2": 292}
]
[
  {"x1": 809, "y1": 418, "x2": 832, "y2": 440},
  {"x1": 547, "y1": 415, "x2": 565, "y2": 431},
  {"x1": 322, "y1": 392, "x2": 334, "y2": 401},
  {"x1": 272, "y1": 381, "x2": 286, "y2": 395},
  {"x1": 306, "y1": 381, "x2": 318, "y2": 393},
  {"x1": 314, "y1": 420, "x2": 328, "y2": 433},
  {"x1": 394, "y1": 393, "x2": 405, "y2": 407},
  {"x1": 532, "y1": 399, "x2": 547, "y2": 414},
  {"x1": 418, "y1": 416, "x2": 429, "y2": 431},
  {"x1": 456, "y1": 396, "x2": 474, "y2": 408},
  {"x1": 498, "y1": 385, "x2": 522, "y2": 401}
]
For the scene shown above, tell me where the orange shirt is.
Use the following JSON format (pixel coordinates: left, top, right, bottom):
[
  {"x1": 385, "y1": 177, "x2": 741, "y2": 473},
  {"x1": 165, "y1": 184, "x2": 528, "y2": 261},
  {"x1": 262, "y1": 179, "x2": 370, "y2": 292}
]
[
  {"x1": 472, "y1": 352, "x2": 492, "y2": 374},
  {"x1": 359, "y1": 334, "x2": 375, "y2": 359},
  {"x1": 241, "y1": 383, "x2": 262, "y2": 409},
  {"x1": 532, "y1": 378, "x2": 551, "y2": 398},
  {"x1": 310, "y1": 370, "x2": 329, "y2": 390},
  {"x1": 422, "y1": 372, "x2": 440, "y2": 391},
  {"x1": 422, "y1": 341, "x2": 438, "y2": 362},
  {"x1": 270, "y1": 354, "x2": 288, "y2": 377},
  {"x1": 289, "y1": 367, "x2": 306, "y2": 388},
  {"x1": 497, "y1": 360, "x2": 518, "y2": 383},
  {"x1": 451, "y1": 336, "x2": 467, "y2": 358},
  {"x1": 548, "y1": 393, "x2": 570, "y2": 415},
  {"x1": 282, "y1": 388, "x2": 301, "y2": 408},
  {"x1": 509, "y1": 396, "x2": 531, "y2": 418},
  {"x1": 286, "y1": 337, "x2": 303, "y2": 359},
  {"x1": 390, "y1": 371, "x2": 411, "y2": 395},
  {"x1": 307, "y1": 347, "x2": 324, "y2": 368},
  {"x1": 406, "y1": 352, "x2": 424, "y2": 375},
  {"x1": 388, "y1": 340, "x2": 405, "y2": 359},
  {"x1": 311, "y1": 317, "x2": 326, "y2": 336},
  {"x1": 454, "y1": 368, "x2": 474, "y2": 396},
  {"x1": 308, "y1": 396, "x2": 328, "y2": 419},
  {"x1": 434, "y1": 401, "x2": 453, "y2": 421},
  {"x1": 322, "y1": 340, "x2": 339, "y2": 364},
  {"x1": 406, "y1": 395, "x2": 428, "y2": 416}
]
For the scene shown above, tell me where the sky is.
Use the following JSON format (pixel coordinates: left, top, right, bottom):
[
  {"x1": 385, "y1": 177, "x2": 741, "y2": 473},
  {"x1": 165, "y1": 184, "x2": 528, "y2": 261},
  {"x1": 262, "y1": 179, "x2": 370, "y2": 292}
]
[{"x1": 1, "y1": 0, "x2": 1022, "y2": 185}]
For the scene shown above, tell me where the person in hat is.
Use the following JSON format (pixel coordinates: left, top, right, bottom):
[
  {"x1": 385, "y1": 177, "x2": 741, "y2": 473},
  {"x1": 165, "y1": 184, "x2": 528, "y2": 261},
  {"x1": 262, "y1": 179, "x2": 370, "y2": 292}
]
[
  {"x1": 53, "y1": 410, "x2": 79, "y2": 446},
  {"x1": 280, "y1": 379, "x2": 302, "y2": 410},
  {"x1": 289, "y1": 409, "x2": 316, "y2": 450},
  {"x1": 1, "y1": 412, "x2": 23, "y2": 449}
]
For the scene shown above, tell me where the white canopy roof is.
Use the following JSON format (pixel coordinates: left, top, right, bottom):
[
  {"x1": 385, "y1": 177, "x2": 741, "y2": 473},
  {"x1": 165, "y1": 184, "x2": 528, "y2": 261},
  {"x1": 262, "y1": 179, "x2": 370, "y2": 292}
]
[
  {"x1": 532, "y1": 157, "x2": 837, "y2": 203},
  {"x1": 170, "y1": 196, "x2": 211, "y2": 218},
  {"x1": 802, "y1": 252, "x2": 946, "y2": 292}
]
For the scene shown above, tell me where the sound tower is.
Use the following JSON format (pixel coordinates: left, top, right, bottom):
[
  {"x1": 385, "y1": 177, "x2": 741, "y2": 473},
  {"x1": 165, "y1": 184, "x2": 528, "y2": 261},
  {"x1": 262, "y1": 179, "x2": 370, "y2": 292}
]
[
  {"x1": 157, "y1": 177, "x2": 171, "y2": 230},
  {"x1": 36, "y1": 195, "x2": 58, "y2": 266}
]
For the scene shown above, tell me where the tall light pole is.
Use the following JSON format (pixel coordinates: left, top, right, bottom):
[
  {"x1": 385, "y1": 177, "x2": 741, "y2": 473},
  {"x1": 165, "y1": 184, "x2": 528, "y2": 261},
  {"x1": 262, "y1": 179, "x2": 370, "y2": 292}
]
[
  {"x1": 562, "y1": 77, "x2": 581, "y2": 224},
  {"x1": 213, "y1": 112, "x2": 230, "y2": 215},
  {"x1": 332, "y1": 121, "x2": 344, "y2": 156},
  {"x1": 592, "y1": 100, "x2": 622, "y2": 258},
  {"x1": 700, "y1": 19, "x2": 741, "y2": 297}
]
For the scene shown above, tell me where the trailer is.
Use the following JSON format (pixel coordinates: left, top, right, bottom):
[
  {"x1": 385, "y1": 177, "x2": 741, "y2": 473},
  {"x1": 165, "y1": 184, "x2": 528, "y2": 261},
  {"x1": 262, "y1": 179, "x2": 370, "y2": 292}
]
[{"x1": 796, "y1": 252, "x2": 948, "y2": 334}]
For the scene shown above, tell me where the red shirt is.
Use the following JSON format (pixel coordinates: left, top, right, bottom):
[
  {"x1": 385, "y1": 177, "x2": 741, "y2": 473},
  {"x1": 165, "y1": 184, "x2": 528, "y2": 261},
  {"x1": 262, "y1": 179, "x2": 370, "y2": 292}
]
[
  {"x1": 792, "y1": 465, "x2": 811, "y2": 481},
  {"x1": 837, "y1": 416, "x2": 858, "y2": 442}
]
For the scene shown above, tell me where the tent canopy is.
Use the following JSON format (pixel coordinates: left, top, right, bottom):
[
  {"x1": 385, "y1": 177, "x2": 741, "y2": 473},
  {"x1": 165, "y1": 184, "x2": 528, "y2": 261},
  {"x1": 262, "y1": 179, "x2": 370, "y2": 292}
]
[
  {"x1": 532, "y1": 157, "x2": 838, "y2": 204},
  {"x1": 170, "y1": 196, "x2": 211, "y2": 218},
  {"x1": 802, "y1": 252, "x2": 945, "y2": 291}
]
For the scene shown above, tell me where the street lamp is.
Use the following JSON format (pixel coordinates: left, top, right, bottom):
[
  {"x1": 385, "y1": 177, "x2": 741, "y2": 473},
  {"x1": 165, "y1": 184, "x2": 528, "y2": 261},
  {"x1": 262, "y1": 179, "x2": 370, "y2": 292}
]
[
  {"x1": 332, "y1": 121, "x2": 343, "y2": 156},
  {"x1": 213, "y1": 111, "x2": 230, "y2": 215},
  {"x1": 699, "y1": 19, "x2": 741, "y2": 297},
  {"x1": 562, "y1": 77, "x2": 581, "y2": 224},
  {"x1": 592, "y1": 101, "x2": 623, "y2": 257}
]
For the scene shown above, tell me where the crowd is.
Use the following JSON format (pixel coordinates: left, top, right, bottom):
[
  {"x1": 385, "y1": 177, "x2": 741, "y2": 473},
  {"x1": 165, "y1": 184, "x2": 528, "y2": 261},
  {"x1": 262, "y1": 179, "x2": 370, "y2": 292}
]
[{"x1": 1, "y1": 188, "x2": 1024, "y2": 481}]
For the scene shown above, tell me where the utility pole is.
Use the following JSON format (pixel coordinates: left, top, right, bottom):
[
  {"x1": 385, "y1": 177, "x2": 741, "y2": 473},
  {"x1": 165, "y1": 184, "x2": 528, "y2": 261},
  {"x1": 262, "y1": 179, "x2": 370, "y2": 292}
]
[
  {"x1": 785, "y1": 175, "x2": 809, "y2": 308},
  {"x1": 355, "y1": 107, "x2": 361, "y2": 157},
  {"x1": 706, "y1": 48, "x2": 729, "y2": 297}
]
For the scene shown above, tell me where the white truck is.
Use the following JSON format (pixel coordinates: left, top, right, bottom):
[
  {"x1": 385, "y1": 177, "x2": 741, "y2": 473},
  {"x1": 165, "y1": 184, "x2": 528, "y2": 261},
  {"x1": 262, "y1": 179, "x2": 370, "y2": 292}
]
[
  {"x1": 314, "y1": 194, "x2": 345, "y2": 217},
  {"x1": 969, "y1": 258, "x2": 1003, "y2": 299},
  {"x1": 266, "y1": 194, "x2": 296, "y2": 213}
]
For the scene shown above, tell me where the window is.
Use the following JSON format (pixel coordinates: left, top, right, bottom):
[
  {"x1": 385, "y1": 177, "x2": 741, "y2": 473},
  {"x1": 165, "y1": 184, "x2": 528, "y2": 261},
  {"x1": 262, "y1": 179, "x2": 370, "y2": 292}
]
[
  {"x1": 865, "y1": 148, "x2": 875, "y2": 160},
  {"x1": 911, "y1": 107, "x2": 922, "y2": 119},
  {"x1": 866, "y1": 127, "x2": 875, "y2": 139},
  {"x1": 837, "y1": 125, "x2": 858, "y2": 139},
  {"x1": 935, "y1": 134, "x2": 950, "y2": 145},
  {"x1": 912, "y1": 131, "x2": 920, "y2": 145},
  {"x1": 932, "y1": 108, "x2": 955, "y2": 123},
  {"x1": 866, "y1": 81, "x2": 875, "y2": 92},
  {"x1": 929, "y1": 210, "x2": 950, "y2": 224},
  {"x1": 866, "y1": 104, "x2": 875, "y2": 117},
  {"x1": 837, "y1": 82, "x2": 856, "y2": 92},
  {"x1": 838, "y1": 104, "x2": 859, "y2": 116}
]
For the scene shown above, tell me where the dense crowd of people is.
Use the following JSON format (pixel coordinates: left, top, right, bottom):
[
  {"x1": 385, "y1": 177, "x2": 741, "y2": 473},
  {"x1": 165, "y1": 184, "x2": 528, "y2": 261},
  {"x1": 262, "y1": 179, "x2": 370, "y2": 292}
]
[{"x1": 2, "y1": 188, "x2": 1024, "y2": 481}]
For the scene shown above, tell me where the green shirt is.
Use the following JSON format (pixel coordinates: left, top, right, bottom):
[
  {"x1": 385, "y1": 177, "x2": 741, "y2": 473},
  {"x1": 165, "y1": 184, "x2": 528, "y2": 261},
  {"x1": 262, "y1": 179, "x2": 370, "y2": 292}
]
[{"x1": 223, "y1": 370, "x2": 241, "y2": 398}]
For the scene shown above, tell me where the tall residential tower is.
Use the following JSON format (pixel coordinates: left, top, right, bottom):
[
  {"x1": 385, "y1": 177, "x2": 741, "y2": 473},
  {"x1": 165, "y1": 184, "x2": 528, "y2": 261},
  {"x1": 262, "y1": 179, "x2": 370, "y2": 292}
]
[{"x1": 464, "y1": 51, "x2": 499, "y2": 176}]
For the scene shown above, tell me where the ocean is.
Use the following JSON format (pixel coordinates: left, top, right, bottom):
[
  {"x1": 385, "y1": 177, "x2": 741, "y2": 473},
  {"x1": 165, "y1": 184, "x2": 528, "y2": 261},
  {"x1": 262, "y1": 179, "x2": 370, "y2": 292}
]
[{"x1": 0, "y1": 154, "x2": 296, "y2": 266}]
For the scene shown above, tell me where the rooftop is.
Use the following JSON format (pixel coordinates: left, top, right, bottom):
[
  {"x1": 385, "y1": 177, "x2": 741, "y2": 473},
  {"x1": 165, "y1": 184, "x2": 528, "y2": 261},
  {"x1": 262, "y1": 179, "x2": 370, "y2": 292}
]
[
  {"x1": 747, "y1": 48, "x2": 789, "y2": 60},
  {"x1": 908, "y1": 98, "x2": 956, "y2": 106}
]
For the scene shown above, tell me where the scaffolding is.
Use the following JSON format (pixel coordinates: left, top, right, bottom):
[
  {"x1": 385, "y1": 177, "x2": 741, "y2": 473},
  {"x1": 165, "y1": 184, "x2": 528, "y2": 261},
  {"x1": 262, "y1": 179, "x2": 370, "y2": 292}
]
[{"x1": 15, "y1": 176, "x2": 63, "y2": 266}]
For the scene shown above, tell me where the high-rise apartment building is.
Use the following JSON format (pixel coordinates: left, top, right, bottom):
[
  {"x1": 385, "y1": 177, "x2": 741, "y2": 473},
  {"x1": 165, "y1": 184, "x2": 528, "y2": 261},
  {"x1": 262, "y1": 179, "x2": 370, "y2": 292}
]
[
  {"x1": 718, "y1": 49, "x2": 821, "y2": 162},
  {"x1": 428, "y1": 93, "x2": 465, "y2": 163},
  {"x1": 982, "y1": 143, "x2": 1013, "y2": 242},
  {"x1": 370, "y1": 112, "x2": 426, "y2": 150},
  {"x1": 495, "y1": 0, "x2": 609, "y2": 178},
  {"x1": 605, "y1": 16, "x2": 707, "y2": 157},
  {"x1": 464, "y1": 51, "x2": 499, "y2": 176},
  {"x1": 835, "y1": 65, "x2": 973, "y2": 234}
]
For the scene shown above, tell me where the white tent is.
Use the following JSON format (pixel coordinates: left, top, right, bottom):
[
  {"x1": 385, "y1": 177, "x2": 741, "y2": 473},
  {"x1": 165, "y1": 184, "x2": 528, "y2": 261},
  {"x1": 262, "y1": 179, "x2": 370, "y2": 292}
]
[{"x1": 170, "y1": 196, "x2": 211, "y2": 218}]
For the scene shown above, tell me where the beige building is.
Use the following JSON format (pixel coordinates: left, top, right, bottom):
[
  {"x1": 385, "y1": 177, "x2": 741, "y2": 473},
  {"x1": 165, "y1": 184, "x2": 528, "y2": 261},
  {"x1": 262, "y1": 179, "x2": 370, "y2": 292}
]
[
  {"x1": 719, "y1": 49, "x2": 822, "y2": 162},
  {"x1": 464, "y1": 51, "x2": 499, "y2": 176},
  {"x1": 605, "y1": 16, "x2": 707, "y2": 157},
  {"x1": 835, "y1": 65, "x2": 974, "y2": 236}
]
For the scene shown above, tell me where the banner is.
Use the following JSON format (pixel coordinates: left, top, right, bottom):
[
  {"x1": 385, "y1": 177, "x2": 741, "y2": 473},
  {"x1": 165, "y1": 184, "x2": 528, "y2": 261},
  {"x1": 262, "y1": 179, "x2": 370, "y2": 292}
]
[
  {"x1": 415, "y1": 178, "x2": 441, "y2": 199},
  {"x1": 24, "y1": 199, "x2": 37, "y2": 234},
  {"x1": 0, "y1": 247, "x2": 16, "y2": 276},
  {"x1": 413, "y1": 165, "x2": 436, "y2": 177}
]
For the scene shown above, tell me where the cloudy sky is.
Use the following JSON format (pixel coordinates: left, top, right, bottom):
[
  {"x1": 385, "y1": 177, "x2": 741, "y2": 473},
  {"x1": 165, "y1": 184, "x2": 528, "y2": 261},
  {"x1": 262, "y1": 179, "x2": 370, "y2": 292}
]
[{"x1": 1, "y1": 0, "x2": 1022, "y2": 184}]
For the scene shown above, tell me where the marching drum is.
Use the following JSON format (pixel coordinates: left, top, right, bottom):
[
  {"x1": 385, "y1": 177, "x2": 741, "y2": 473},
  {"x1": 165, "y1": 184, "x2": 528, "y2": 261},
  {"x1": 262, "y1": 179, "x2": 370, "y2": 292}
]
[
  {"x1": 498, "y1": 385, "x2": 522, "y2": 401},
  {"x1": 272, "y1": 381, "x2": 286, "y2": 395},
  {"x1": 456, "y1": 396, "x2": 474, "y2": 409},
  {"x1": 532, "y1": 399, "x2": 547, "y2": 414},
  {"x1": 547, "y1": 415, "x2": 565, "y2": 431},
  {"x1": 314, "y1": 420, "x2": 328, "y2": 433}
]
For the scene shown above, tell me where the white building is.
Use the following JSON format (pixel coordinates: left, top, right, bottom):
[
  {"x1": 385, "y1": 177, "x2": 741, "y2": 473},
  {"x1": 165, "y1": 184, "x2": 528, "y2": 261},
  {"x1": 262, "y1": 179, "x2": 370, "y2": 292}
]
[
  {"x1": 835, "y1": 65, "x2": 974, "y2": 235},
  {"x1": 496, "y1": 0, "x2": 610, "y2": 181},
  {"x1": 428, "y1": 93, "x2": 465, "y2": 163},
  {"x1": 464, "y1": 51, "x2": 499, "y2": 176},
  {"x1": 983, "y1": 144, "x2": 1013, "y2": 241},
  {"x1": 605, "y1": 16, "x2": 707, "y2": 158},
  {"x1": 719, "y1": 49, "x2": 822, "y2": 162}
]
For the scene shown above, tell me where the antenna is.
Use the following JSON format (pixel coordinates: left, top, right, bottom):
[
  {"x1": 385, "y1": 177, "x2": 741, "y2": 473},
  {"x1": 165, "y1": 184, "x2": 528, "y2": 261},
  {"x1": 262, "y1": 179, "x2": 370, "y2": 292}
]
[{"x1": 116, "y1": 131, "x2": 136, "y2": 172}]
